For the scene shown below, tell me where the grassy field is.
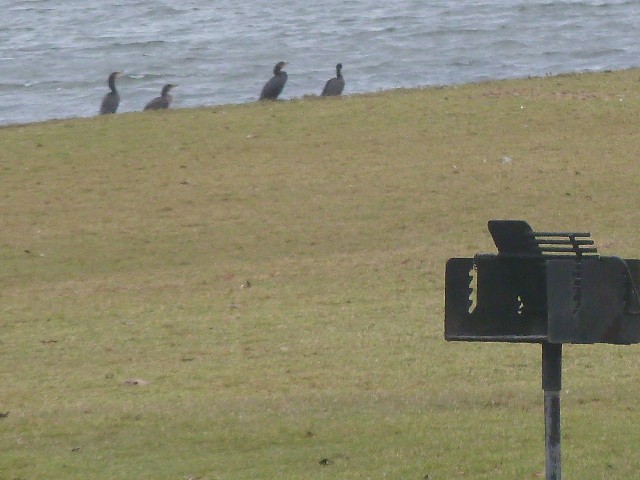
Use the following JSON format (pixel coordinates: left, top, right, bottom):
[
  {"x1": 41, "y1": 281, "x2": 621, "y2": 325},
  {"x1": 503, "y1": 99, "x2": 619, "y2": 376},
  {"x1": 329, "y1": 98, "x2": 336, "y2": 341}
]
[{"x1": 1, "y1": 69, "x2": 640, "y2": 479}]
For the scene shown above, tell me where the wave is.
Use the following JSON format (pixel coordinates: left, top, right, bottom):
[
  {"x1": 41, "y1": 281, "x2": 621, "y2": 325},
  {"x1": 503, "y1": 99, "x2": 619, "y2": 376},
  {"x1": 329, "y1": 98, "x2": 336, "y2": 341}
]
[{"x1": 0, "y1": 0, "x2": 638, "y2": 126}]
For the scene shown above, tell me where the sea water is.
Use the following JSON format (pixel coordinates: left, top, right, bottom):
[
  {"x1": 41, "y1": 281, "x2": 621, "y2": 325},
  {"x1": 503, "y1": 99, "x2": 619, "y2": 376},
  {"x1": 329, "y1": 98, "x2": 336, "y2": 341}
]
[{"x1": 0, "y1": 0, "x2": 638, "y2": 125}]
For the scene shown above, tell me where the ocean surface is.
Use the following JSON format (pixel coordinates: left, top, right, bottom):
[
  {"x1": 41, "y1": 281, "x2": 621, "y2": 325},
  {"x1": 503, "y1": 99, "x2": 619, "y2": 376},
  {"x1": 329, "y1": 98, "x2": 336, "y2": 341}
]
[{"x1": 0, "y1": 0, "x2": 638, "y2": 126}]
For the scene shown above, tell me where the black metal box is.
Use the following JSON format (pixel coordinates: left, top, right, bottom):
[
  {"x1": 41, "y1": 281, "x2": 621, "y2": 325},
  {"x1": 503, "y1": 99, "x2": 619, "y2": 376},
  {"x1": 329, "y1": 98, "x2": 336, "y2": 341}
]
[{"x1": 445, "y1": 220, "x2": 640, "y2": 344}]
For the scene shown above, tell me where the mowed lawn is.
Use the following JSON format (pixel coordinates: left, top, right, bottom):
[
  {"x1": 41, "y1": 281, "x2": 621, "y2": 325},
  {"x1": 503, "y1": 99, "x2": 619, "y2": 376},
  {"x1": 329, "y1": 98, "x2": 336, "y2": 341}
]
[{"x1": 1, "y1": 69, "x2": 640, "y2": 479}]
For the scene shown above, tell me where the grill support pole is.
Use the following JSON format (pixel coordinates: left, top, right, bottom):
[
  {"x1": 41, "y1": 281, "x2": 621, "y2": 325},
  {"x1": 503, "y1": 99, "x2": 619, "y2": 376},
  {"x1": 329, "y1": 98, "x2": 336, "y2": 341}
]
[{"x1": 542, "y1": 342, "x2": 562, "y2": 480}]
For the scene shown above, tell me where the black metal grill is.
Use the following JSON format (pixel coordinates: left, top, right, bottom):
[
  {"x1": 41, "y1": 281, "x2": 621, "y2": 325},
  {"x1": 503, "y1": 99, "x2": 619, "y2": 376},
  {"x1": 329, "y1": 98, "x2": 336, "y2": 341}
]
[
  {"x1": 444, "y1": 220, "x2": 640, "y2": 480},
  {"x1": 445, "y1": 219, "x2": 640, "y2": 344}
]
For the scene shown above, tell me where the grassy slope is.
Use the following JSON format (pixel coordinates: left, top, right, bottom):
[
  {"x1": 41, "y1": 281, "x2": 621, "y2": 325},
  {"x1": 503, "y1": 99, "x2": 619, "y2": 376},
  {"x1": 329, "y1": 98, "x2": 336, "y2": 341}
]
[{"x1": 1, "y1": 69, "x2": 640, "y2": 479}]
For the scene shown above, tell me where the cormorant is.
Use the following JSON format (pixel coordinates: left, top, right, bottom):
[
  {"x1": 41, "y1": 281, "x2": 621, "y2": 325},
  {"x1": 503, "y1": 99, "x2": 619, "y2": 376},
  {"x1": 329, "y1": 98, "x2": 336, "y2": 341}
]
[
  {"x1": 144, "y1": 84, "x2": 177, "y2": 110},
  {"x1": 259, "y1": 62, "x2": 288, "y2": 100},
  {"x1": 321, "y1": 63, "x2": 345, "y2": 97},
  {"x1": 99, "y1": 71, "x2": 122, "y2": 115}
]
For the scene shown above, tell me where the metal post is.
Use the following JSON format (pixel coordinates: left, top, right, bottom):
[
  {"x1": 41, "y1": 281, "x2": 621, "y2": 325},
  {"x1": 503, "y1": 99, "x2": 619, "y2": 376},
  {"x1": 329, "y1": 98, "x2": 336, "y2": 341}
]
[{"x1": 542, "y1": 342, "x2": 562, "y2": 480}]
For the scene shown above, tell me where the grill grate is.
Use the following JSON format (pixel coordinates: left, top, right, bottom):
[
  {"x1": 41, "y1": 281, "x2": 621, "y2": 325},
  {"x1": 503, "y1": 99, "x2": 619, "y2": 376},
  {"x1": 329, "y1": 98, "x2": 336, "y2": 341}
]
[{"x1": 487, "y1": 219, "x2": 598, "y2": 258}]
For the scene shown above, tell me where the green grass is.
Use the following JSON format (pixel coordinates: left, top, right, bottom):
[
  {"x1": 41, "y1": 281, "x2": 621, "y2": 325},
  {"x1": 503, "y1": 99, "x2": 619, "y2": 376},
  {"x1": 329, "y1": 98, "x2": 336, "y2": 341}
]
[{"x1": 1, "y1": 69, "x2": 640, "y2": 479}]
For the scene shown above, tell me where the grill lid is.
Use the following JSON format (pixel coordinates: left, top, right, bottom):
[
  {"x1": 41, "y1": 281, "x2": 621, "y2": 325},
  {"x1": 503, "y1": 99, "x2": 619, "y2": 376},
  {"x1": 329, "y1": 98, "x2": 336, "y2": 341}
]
[{"x1": 488, "y1": 220, "x2": 598, "y2": 258}]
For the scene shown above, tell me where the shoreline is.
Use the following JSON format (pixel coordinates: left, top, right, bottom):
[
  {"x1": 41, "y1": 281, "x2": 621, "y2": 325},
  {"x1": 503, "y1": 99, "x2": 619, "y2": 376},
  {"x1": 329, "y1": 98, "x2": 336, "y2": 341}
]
[{"x1": 1, "y1": 67, "x2": 637, "y2": 130}]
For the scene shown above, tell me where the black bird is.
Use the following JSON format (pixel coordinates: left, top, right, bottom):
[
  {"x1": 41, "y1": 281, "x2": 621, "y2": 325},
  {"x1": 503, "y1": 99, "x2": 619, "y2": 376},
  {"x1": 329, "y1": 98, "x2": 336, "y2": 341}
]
[
  {"x1": 99, "y1": 71, "x2": 122, "y2": 115},
  {"x1": 259, "y1": 61, "x2": 288, "y2": 100},
  {"x1": 144, "y1": 84, "x2": 177, "y2": 110},
  {"x1": 321, "y1": 63, "x2": 345, "y2": 97}
]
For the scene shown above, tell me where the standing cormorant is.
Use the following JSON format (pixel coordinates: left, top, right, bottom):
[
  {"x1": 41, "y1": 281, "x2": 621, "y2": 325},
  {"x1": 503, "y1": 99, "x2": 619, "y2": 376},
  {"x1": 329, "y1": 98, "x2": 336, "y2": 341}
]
[
  {"x1": 259, "y1": 62, "x2": 288, "y2": 100},
  {"x1": 321, "y1": 63, "x2": 345, "y2": 97},
  {"x1": 144, "y1": 84, "x2": 177, "y2": 110},
  {"x1": 99, "y1": 71, "x2": 122, "y2": 115}
]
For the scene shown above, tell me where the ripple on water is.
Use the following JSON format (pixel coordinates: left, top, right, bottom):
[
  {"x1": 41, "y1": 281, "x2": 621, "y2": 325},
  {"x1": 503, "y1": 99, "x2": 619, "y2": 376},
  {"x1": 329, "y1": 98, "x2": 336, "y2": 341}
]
[{"x1": 0, "y1": 0, "x2": 638, "y2": 125}]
